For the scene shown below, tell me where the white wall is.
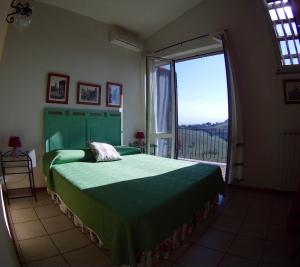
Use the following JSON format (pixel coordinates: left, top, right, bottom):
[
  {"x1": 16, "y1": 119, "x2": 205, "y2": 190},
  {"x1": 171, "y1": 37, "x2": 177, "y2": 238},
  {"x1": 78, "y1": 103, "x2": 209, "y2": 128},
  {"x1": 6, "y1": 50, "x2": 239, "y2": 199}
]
[
  {"x1": 0, "y1": 0, "x2": 11, "y2": 63},
  {"x1": 146, "y1": 0, "x2": 300, "y2": 190},
  {"x1": 0, "y1": 2, "x2": 144, "y2": 188}
]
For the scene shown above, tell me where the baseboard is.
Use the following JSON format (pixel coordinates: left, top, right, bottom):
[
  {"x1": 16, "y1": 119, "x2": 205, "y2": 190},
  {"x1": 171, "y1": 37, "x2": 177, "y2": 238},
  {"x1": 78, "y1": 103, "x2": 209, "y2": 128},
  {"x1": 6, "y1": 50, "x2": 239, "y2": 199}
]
[
  {"x1": 7, "y1": 187, "x2": 47, "y2": 192},
  {"x1": 35, "y1": 187, "x2": 47, "y2": 192},
  {"x1": 228, "y1": 183, "x2": 296, "y2": 196}
]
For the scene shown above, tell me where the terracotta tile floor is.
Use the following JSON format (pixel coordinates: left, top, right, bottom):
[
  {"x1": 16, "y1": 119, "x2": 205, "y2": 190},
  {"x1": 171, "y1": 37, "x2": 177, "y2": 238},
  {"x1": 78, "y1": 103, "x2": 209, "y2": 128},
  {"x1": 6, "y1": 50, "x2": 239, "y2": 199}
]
[{"x1": 5, "y1": 188, "x2": 299, "y2": 267}]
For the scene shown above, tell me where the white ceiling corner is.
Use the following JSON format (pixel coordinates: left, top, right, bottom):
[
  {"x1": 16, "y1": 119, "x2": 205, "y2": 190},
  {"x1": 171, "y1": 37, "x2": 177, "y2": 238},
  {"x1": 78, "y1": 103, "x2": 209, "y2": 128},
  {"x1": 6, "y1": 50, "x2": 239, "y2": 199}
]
[{"x1": 35, "y1": 0, "x2": 204, "y2": 39}]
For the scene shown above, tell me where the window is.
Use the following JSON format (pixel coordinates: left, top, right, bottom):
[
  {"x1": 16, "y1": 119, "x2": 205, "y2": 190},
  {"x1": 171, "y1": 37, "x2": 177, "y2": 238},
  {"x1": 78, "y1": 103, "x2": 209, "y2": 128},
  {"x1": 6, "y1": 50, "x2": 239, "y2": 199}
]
[{"x1": 266, "y1": 0, "x2": 300, "y2": 66}]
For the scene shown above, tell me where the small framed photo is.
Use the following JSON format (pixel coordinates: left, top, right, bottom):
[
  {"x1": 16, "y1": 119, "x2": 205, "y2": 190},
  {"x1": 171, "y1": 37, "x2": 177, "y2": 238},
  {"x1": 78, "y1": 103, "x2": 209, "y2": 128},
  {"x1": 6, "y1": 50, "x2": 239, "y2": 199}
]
[
  {"x1": 106, "y1": 82, "x2": 122, "y2": 107},
  {"x1": 46, "y1": 73, "x2": 70, "y2": 104},
  {"x1": 283, "y1": 79, "x2": 300, "y2": 104},
  {"x1": 77, "y1": 82, "x2": 101, "y2": 105}
]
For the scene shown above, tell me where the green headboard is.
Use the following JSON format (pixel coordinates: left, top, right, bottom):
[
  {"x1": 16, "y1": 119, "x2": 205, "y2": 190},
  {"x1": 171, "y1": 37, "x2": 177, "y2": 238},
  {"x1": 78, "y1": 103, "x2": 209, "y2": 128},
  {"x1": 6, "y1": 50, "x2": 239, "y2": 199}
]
[{"x1": 44, "y1": 108, "x2": 122, "y2": 152}]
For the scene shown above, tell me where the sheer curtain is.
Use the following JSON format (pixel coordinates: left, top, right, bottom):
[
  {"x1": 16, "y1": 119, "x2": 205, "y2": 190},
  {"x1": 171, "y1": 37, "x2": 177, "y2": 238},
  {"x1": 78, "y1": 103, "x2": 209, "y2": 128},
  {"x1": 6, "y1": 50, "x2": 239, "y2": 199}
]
[
  {"x1": 154, "y1": 67, "x2": 172, "y2": 157},
  {"x1": 146, "y1": 57, "x2": 174, "y2": 158},
  {"x1": 155, "y1": 67, "x2": 172, "y2": 132},
  {"x1": 221, "y1": 32, "x2": 244, "y2": 183}
]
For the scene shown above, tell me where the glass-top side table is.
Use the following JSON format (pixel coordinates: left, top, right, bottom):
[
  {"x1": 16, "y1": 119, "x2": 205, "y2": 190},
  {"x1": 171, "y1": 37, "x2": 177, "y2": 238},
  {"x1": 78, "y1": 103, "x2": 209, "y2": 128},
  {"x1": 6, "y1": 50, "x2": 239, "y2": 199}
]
[{"x1": 0, "y1": 150, "x2": 37, "y2": 204}]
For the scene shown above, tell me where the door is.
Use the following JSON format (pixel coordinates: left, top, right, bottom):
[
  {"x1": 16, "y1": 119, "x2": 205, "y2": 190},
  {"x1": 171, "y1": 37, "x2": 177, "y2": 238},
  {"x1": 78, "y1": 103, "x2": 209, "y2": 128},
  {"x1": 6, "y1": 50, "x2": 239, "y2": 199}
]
[{"x1": 146, "y1": 57, "x2": 177, "y2": 158}]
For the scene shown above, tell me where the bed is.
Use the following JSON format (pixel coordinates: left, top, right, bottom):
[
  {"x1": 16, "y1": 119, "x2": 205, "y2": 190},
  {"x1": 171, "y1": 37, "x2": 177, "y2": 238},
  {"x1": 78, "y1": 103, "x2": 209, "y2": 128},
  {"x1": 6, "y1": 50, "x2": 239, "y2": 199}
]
[
  {"x1": 43, "y1": 147, "x2": 225, "y2": 266},
  {"x1": 43, "y1": 108, "x2": 226, "y2": 267}
]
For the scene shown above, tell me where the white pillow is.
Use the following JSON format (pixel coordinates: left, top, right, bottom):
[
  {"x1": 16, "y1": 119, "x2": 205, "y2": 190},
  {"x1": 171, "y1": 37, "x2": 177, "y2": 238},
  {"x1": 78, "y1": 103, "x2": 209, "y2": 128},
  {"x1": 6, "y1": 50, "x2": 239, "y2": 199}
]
[{"x1": 89, "y1": 142, "x2": 122, "y2": 162}]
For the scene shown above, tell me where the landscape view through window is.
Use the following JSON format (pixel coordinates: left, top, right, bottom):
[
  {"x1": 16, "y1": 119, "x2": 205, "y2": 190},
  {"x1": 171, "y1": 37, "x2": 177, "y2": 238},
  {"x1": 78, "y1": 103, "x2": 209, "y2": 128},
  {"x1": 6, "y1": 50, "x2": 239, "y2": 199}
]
[{"x1": 176, "y1": 54, "x2": 229, "y2": 163}]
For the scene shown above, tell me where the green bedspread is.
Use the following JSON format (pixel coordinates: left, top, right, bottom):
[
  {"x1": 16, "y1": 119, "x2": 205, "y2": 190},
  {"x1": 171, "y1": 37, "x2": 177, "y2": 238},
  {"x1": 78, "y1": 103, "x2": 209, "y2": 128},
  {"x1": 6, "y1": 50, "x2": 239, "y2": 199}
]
[{"x1": 43, "y1": 148, "x2": 225, "y2": 266}]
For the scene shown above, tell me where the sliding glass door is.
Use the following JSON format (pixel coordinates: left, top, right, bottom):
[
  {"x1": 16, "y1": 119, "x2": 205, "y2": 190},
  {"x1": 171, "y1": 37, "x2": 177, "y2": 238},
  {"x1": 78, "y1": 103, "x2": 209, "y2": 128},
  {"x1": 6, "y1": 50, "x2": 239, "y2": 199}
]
[{"x1": 146, "y1": 57, "x2": 177, "y2": 158}]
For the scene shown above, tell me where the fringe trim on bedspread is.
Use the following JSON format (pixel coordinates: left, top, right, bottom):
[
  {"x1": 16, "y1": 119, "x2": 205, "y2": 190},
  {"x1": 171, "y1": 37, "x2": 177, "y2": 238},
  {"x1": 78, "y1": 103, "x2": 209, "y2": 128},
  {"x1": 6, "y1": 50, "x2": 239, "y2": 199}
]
[{"x1": 47, "y1": 189, "x2": 218, "y2": 267}]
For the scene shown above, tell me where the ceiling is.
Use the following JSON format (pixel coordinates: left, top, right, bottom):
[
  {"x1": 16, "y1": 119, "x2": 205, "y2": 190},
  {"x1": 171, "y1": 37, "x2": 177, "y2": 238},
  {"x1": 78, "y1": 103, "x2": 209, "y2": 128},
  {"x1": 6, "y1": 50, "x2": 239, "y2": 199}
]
[{"x1": 35, "y1": 0, "x2": 204, "y2": 39}]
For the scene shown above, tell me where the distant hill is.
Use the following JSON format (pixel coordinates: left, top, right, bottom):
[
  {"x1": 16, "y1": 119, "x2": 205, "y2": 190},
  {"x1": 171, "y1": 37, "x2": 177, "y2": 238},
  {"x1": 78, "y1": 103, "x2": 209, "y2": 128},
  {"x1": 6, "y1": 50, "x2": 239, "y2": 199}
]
[
  {"x1": 179, "y1": 119, "x2": 228, "y2": 130},
  {"x1": 177, "y1": 120, "x2": 228, "y2": 163}
]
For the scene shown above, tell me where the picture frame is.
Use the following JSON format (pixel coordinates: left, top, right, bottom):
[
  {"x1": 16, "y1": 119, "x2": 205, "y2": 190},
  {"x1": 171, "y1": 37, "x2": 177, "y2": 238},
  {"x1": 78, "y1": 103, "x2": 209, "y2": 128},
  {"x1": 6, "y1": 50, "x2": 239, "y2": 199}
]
[
  {"x1": 46, "y1": 73, "x2": 70, "y2": 104},
  {"x1": 283, "y1": 79, "x2": 300, "y2": 104},
  {"x1": 77, "y1": 82, "x2": 101, "y2": 105},
  {"x1": 106, "y1": 82, "x2": 123, "y2": 107}
]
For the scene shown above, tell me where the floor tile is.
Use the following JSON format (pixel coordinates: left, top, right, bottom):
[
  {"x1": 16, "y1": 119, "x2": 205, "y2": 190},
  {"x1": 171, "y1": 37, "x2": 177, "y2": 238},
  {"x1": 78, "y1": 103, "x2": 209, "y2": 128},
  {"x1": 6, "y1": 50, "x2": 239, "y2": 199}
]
[
  {"x1": 178, "y1": 244, "x2": 224, "y2": 267},
  {"x1": 216, "y1": 194, "x2": 227, "y2": 206},
  {"x1": 35, "y1": 191, "x2": 51, "y2": 199},
  {"x1": 267, "y1": 225, "x2": 297, "y2": 245},
  {"x1": 261, "y1": 241, "x2": 297, "y2": 265},
  {"x1": 251, "y1": 201, "x2": 273, "y2": 211},
  {"x1": 212, "y1": 215, "x2": 243, "y2": 233},
  {"x1": 222, "y1": 203, "x2": 248, "y2": 218},
  {"x1": 229, "y1": 236, "x2": 265, "y2": 260},
  {"x1": 11, "y1": 208, "x2": 38, "y2": 223},
  {"x1": 31, "y1": 193, "x2": 53, "y2": 207},
  {"x1": 51, "y1": 228, "x2": 91, "y2": 253},
  {"x1": 8, "y1": 188, "x2": 33, "y2": 197},
  {"x1": 272, "y1": 197, "x2": 292, "y2": 212},
  {"x1": 251, "y1": 193, "x2": 274, "y2": 209},
  {"x1": 7, "y1": 189, "x2": 295, "y2": 267},
  {"x1": 14, "y1": 220, "x2": 47, "y2": 240},
  {"x1": 219, "y1": 254, "x2": 258, "y2": 267},
  {"x1": 270, "y1": 212, "x2": 288, "y2": 227},
  {"x1": 197, "y1": 228, "x2": 234, "y2": 252},
  {"x1": 227, "y1": 191, "x2": 253, "y2": 206},
  {"x1": 186, "y1": 223, "x2": 211, "y2": 243},
  {"x1": 35, "y1": 204, "x2": 61, "y2": 219},
  {"x1": 19, "y1": 236, "x2": 59, "y2": 262},
  {"x1": 63, "y1": 245, "x2": 110, "y2": 267},
  {"x1": 239, "y1": 220, "x2": 268, "y2": 239},
  {"x1": 41, "y1": 215, "x2": 74, "y2": 234},
  {"x1": 168, "y1": 241, "x2": 193, "y2": 261},
  {"x1": 15, "y1": 241, "x2": 26, "y2": 263},
  {"x1": 246, "y1": 207, "x2": 271, "y2": 223},
  {"x1": 27, "y1": 255, "x2": 69, "y2": 267},
  {"x1": 9, "y1": 198, "x2": 32, "y2": 210}
]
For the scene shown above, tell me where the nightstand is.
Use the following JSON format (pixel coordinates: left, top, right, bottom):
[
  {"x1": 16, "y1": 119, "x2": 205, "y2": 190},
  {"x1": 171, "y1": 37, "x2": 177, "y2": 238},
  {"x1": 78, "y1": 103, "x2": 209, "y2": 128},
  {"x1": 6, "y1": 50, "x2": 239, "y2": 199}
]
[
  {"x1": 129, "y1": 142, "x2": 157, "y2": 155},
  {"x1": 0, "y1": 150, "x2": 37, "y2": 204}
]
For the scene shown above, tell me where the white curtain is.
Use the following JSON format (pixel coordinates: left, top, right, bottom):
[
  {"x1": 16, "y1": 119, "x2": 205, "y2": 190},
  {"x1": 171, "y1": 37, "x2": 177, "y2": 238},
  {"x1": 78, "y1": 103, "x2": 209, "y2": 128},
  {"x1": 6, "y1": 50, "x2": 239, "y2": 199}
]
[
  {"x1": 153, "y1": 67, "x2": 172, "y2": 157},
  {"x1": 221, "y1": 32, "x2": 244, "y2": 183},
  {"x1": 146, "y1": 57, "x2": 174, "y2": 158},
  {"x1": 155, "y1": 67, "x2": 172, "y2": 134}
]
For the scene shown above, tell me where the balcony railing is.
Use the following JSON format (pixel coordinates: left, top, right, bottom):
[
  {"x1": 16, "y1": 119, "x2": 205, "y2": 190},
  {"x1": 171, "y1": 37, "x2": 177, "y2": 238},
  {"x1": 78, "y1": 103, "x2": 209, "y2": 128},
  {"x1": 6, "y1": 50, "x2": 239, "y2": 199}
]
[{"x1": 177, "y1": 127, "x2": 228, "y2": 163}]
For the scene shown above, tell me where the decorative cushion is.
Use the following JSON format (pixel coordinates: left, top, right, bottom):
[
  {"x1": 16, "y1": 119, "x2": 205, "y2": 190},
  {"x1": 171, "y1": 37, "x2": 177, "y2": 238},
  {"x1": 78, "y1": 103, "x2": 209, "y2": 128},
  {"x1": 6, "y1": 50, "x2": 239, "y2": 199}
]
[{"x1": 89, "y1": 142, "x2": 122, "y2": 162}]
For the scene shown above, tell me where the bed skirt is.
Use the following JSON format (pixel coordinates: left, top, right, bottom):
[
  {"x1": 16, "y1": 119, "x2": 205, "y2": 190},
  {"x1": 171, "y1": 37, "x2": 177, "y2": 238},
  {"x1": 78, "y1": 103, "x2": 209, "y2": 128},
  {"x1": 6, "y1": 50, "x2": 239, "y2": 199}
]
[{"x1": 47, "y1": 189, "x2": 218, "y2": 267}]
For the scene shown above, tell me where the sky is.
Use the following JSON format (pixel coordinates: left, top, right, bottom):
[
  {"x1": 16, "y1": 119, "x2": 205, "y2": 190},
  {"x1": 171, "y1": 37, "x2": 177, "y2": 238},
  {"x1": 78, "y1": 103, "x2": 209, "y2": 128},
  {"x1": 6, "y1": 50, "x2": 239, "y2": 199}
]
[{"x1": 176, "y1": 54, "x2": 229, "y2": 125}]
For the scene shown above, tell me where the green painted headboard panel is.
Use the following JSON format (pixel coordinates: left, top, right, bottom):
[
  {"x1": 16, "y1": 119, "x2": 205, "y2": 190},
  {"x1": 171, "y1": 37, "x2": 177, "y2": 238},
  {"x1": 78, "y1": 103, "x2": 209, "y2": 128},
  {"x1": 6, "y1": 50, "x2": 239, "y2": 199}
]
[{"x1": 44, "y1": 108, "x2": 122, "y2": 152}]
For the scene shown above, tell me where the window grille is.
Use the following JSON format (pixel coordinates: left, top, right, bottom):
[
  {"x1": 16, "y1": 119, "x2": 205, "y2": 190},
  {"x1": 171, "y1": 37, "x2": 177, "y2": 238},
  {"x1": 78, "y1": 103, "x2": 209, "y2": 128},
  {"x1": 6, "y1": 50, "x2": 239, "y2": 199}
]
[{"x1": 266, "y1": 0, "x2": 300, "y2": 66}]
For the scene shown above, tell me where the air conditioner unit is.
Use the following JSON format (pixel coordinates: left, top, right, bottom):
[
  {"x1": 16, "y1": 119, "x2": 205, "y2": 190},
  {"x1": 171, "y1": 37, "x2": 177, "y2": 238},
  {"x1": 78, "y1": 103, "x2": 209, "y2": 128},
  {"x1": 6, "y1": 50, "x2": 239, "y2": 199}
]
[{"x1": 109, "y1": 30, "x2": 143, "y2": 53}]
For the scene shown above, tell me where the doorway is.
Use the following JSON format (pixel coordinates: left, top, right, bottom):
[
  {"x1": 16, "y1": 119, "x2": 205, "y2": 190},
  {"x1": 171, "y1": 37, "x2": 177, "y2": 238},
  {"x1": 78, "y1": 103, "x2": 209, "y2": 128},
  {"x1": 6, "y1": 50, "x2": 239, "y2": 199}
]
[
  {"x1": 146, "y1": 53, "x2": 230, "y2": 179},
  {"x1": 175, "y1": 53, "x2": 229, "y2": 178}
]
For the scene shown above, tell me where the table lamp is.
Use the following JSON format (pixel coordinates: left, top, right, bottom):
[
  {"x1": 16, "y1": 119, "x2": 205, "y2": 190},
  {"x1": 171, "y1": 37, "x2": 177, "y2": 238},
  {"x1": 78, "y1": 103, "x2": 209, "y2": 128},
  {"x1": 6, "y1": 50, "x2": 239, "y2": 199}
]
[
  {"x1": 135, "y1": 131, "x2": 145, "y2": 146},
  {"x1": 8, "y1": 136, "x2": 22, "y2": 158}
]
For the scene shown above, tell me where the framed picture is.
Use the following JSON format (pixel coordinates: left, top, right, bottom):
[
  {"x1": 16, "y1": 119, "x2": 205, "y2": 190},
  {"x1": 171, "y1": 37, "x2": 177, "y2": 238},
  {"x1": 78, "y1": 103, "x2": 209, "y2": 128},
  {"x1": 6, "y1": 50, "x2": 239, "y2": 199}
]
[
  {"x1": 283, "y1": 79, "x2": 300, "y2": 104},
  {"x1": 106, "y1": 82, "x2": 123, "y2": 107},
  {"x1": 46, "y1": 73, "x2": 70, "y2": 104},
  {"x1": 77, "y1": 82, "x2": 101, "y2": 105}
]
